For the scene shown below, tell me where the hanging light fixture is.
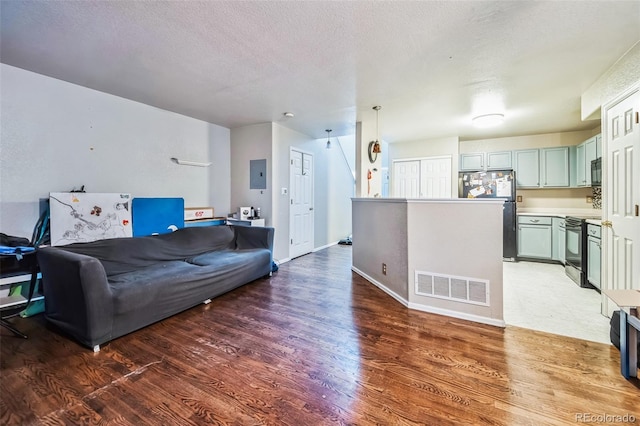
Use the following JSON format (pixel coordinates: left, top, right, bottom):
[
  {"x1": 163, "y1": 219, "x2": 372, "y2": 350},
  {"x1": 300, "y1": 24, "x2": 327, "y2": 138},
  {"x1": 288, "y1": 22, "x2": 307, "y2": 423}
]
[
  {"x1": 368, "y1": 106, "x2": 382, "y2": 163},
  {"x1": 372, "y1": 106, "x2": 382, "y2": 153},
  {"x1": 325, "y1": 129, "x2": 332, "y2": 149}
]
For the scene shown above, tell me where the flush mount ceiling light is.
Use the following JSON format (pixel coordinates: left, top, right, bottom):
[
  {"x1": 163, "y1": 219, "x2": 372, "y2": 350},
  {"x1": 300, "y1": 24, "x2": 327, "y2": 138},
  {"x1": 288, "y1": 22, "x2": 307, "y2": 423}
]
[
  {"x1": 325, "y1": 129, "x2": 332, "y2": 149},
  {"x1": 472, "y1": 113, "x2": 505, "y2": 128},
  {"x1": 283, "y1": 112, "x2": 294, "y2": 118},
  {"x1": 368, "y1": 106, "x2": 382, "y2": 163}
]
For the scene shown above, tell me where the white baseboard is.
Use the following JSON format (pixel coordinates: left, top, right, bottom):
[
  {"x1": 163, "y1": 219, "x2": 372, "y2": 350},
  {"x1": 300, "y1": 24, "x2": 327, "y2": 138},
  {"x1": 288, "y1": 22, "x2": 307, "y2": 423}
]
[
  {"x1": 312, "y1": 241, "x2": 339, "y2": 252},
  {"x1": 279, "y1": 242, "x2": 339, "y2": 265},
  {"x1": 352, "y1": 266, "x2": 505, "y2": 328},
  {"x1": 351, "y1": 266, "x2": 409, "y2": 308},
  {"x1": 407, "y1": 302, "x2": 506, "y2": 328}
]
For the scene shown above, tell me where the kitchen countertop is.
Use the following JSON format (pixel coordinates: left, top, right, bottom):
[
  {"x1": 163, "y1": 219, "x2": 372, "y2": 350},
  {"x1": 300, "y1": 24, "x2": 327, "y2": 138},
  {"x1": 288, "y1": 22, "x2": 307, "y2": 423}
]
[{"x1": 517, "y1": 208, "x2": 602, "y2": 219}]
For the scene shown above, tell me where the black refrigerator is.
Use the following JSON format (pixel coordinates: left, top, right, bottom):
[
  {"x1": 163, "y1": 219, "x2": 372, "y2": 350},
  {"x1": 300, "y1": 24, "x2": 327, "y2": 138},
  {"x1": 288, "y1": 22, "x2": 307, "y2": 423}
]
[{"x1": 458, "y1": 170, "x2": 517, "y2": 260}]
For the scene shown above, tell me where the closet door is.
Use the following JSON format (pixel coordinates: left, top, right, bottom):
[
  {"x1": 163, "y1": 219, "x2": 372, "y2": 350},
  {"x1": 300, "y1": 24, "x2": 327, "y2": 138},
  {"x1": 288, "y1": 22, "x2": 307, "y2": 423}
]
[
  {"x1": 393, "y1": 160, "x2": 420, "y2": 198},
  {"x1": 393, "y1": 157, "x2": 452, "y2": 198},
  {"x1": 420, "y1": 157, "x2": 452, "y2": 198}
]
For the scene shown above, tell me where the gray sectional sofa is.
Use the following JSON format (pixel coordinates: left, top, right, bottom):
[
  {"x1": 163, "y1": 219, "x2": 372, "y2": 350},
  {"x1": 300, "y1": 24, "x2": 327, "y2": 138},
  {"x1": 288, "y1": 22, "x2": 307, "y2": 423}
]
[{"x1": 37, "y1": 225, "x2": 274, "y2": 351}]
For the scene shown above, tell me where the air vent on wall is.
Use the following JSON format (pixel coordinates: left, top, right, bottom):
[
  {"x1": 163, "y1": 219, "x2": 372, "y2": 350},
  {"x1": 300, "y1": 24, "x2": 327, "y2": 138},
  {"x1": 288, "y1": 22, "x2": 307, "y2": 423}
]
[{"x1": 415, "y1": 271, "x2": 489, "y2": 306}]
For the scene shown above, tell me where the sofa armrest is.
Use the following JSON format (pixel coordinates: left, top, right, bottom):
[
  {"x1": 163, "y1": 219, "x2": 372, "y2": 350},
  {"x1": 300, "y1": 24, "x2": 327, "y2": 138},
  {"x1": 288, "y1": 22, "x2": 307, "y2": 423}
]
[
  {"x1": 37, "y1": 247, "x2": 114, "y2": 348},
  {"x1": 233, "y1": 226, "x2": 274, "y2": 254}
]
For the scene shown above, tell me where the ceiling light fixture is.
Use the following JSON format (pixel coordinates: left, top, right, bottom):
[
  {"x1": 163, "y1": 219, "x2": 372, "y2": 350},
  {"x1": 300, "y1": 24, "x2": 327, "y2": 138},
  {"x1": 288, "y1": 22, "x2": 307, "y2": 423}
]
[
  {"x1": 283, "y1": 112, "x2": 294, "y2": 118},
  {"x1": 325, "y1": 129, "x2": 332, "y2": 149},
  {"x1": 472, "y1": 113, "x2": 505, "y2": 128},
  {"x1": 368, "y1": 106, "x2": 382, "y2": 163}
]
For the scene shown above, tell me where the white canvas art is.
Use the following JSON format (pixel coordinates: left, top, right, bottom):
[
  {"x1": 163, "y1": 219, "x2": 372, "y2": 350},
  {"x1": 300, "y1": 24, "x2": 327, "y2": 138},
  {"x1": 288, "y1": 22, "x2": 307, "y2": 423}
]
[{"x1": 49, "y1": 192, "x2": 132, "y2": 246}]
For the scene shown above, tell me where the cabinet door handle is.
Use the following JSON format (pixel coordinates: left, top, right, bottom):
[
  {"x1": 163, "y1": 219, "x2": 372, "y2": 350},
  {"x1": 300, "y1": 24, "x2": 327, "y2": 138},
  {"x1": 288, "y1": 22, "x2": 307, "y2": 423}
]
[{"x1": 530, "y1": 219, "x2": 539, "y2": 223}]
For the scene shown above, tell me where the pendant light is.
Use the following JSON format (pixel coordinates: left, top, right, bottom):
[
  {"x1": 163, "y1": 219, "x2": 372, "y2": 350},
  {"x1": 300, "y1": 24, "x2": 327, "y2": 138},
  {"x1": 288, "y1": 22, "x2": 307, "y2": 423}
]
[
  {"x1": 368, "y1": 106, "x2": 382, "y2": 163},
  {"x1": 372, "y1": 106, "x2": 382, "y2": 153},
  {"x1": 325, "y1": 129, "x2": 332, "y2": 149}
]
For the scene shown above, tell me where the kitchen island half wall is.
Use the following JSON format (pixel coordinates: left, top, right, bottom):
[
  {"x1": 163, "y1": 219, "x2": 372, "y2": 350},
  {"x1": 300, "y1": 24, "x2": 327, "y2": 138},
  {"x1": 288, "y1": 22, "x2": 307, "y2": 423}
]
[{"x1": 352, "y1": 198, "x2": 504, "y2": 327}]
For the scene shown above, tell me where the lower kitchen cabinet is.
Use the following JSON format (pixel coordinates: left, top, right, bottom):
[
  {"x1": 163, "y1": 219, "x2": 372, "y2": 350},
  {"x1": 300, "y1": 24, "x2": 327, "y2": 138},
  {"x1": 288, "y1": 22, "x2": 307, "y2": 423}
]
[
  {"x1": 551, "y1": 217, "x2": 566, "y2": 263},
  {"x1": 517, "y1": 215, "x2": 553, "y2": 259},
  {"x1": 586, "y1": 224, "x2": 601, "y2": 289}
]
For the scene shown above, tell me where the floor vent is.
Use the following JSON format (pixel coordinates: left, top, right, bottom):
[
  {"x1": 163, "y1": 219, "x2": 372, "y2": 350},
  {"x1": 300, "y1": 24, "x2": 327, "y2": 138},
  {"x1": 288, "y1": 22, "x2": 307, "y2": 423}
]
[{"x1": 415, "y1": 271, "x2": 489, "y2": 306}]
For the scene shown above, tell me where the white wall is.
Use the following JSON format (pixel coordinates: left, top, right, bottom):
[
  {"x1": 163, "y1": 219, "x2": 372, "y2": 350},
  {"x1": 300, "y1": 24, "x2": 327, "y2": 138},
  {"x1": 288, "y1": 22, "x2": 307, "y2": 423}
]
[
  {"x1": 388, "y1": 136, "x2": 460, "y2": 198},
  {"x1": 459, "y1": 130, "x2": 598, "y2": 153},
  {"x1": 272, "y1": 123, "x2": 353, "y2": 261},
  {"x1": 0, "y1": 64, "x2": 230, "y2": 238},
  {"x1": 230, "y1": 122, "x2": 353, "y2": 261},
  {"x1": 582, "y1": 40, "x2": 640, "y2": 120},
  {"x1": 229, "y1": 123, "x2": 273, "y2": 223},
  {"x1": 355, "y1": 113, "x2": 383, "y2": 198}
]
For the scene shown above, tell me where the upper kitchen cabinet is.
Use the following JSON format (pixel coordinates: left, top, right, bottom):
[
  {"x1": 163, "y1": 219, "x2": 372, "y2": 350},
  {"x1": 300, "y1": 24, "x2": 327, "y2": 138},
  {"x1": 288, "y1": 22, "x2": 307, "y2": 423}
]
[
  {"x1": 486, "y1": 151, "x2": 512, "y2": 170},
  {"x1": 575, "y1": 134, "x2": 601, "y2": 187},
  {"x1": 576, "y1": 143, "x2": 586, "y2": 186},
  {"x1": 460, "y1": 151, "x2": 512, "y2": 171},
  {"x1": 459, "y1": 153, "x2": 485, "y2": 171},
  {"x1": 513, "y1": 149, "x2": 540, "y2": 188},
  {"x1": 540, "y1": 147, "x2": 570, "y2": 187}
]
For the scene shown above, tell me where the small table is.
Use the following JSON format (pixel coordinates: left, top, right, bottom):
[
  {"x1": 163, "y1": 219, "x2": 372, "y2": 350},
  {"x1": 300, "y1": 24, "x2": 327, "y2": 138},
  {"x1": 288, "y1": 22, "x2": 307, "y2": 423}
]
[
  {"x1": 227, "y1": 218, "x2": 265, "y2": 227},
  {"x1": 603, "y1": 289, "x2": 640, "y2": 379},
  {"x1": 1, "y1": 251, "x2": 40, "y2": 339}
]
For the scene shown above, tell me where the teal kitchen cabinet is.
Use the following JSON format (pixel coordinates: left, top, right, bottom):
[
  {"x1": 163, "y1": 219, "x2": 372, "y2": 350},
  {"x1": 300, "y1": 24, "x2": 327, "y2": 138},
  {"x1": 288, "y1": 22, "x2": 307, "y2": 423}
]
[
  {"x1": 575, "y1": 134, "x2": 601, "y2": 187},
  {"x1": 513, "y1": 149, "x2": 540, "y2": 188},
  {"x1": 541, "y1": 147, "x2": 570, "y2": 187},
  {"x1": 460, "y1": 153, "x2": 485, "y2": 171},
  {"x1": 575, "y1": 143, "x2": 586, "y2": 186},
  {"x1": 517, "y1": 215, "x2": 552, "y2": 259},
  {"x1": 460, "y1": 151, "x2": 513, "y2": 171},
  {"x1": 486, "y1": 151, "x2": 512, "y2": 170},
  {"x1": 586, "y1": 224, "x2": 601, "y2": 289},
  {"x1": 551, "y1": 217, "x2": 566, "y2": 263}
]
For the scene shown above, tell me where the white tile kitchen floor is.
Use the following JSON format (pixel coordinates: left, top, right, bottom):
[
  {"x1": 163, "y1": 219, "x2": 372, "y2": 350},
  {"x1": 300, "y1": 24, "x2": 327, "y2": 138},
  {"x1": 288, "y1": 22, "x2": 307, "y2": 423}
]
[{"x1": 503, "y1": 261, "x2": 612, "y2": 344}]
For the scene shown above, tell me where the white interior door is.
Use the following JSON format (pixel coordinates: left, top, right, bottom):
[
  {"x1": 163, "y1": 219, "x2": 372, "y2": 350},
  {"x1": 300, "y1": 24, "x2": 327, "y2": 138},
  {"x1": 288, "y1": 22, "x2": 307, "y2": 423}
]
[
  {"x1": 603, "y1": 86, "x2": 640, "y2": 315},
  {"x1": 393, "y1": 160, "x2": 420, "y2": 198},
  {"x1": 290, "y1": 149, "x2": 314, "y2": 259},
  {"x1": 420, "y1": 157, "x2": 452, "y2": 198}
]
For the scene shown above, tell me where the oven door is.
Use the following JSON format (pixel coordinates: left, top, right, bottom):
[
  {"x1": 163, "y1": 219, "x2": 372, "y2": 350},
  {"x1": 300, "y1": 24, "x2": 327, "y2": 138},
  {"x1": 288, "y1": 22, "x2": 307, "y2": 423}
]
[{"x1": 565, "y1": 218, "x2": 582, "y2": 271}]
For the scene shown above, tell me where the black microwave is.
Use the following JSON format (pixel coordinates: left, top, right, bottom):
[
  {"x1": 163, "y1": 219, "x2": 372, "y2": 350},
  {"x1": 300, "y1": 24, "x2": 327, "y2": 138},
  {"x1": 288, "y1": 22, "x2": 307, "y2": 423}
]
[{"x1": 591, "y1": 157, "x2": 602, "y2": 186}]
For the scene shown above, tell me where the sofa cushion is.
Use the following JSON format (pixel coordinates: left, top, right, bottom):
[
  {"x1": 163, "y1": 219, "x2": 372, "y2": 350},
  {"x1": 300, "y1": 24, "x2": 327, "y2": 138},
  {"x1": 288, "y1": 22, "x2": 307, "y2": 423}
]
[
  {"x1": 186, "y1": 248, "x2": 269, "y2": 268},
  {"x1": 59, "y1": 226, "x2": 235, "y2": 276},
  {"x1": 108, "y1": 248, "x2": 270, "y2": 315}
]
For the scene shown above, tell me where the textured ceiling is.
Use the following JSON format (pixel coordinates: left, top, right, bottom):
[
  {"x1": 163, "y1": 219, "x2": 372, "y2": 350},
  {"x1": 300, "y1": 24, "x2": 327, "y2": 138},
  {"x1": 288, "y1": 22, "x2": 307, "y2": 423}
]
[{"x1": 1, "y1": 1, "x2": 639, "y2": 143}]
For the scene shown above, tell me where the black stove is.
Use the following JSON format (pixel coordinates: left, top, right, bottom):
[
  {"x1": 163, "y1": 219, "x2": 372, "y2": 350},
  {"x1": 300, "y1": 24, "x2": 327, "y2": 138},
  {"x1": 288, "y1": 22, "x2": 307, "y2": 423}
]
[{"x1": 565, "y1": 215, "x2": 600, "y2": 288}]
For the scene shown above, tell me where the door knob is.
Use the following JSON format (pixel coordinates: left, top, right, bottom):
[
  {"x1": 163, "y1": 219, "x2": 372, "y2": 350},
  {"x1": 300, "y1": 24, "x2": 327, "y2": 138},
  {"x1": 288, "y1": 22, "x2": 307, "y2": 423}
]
[
  {"x1": 601, "y1": 220, "x2": 612, "y2": 228},
  {"x1": 309, "y1": 207, "x2": 314, "y2": 211}
]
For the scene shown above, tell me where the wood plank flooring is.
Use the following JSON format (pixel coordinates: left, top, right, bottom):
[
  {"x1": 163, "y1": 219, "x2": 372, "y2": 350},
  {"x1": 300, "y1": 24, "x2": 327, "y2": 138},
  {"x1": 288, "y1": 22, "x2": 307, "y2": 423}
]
[{"x1": 1, "y1": 245, "x2": 638, "y2": 425}]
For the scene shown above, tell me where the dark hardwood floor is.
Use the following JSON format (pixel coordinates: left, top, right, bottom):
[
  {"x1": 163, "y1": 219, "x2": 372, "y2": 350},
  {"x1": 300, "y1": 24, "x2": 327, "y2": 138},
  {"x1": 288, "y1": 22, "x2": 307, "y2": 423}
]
[{"x1": 1, "y1": 245, "x2": 638, "y2": 425}]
